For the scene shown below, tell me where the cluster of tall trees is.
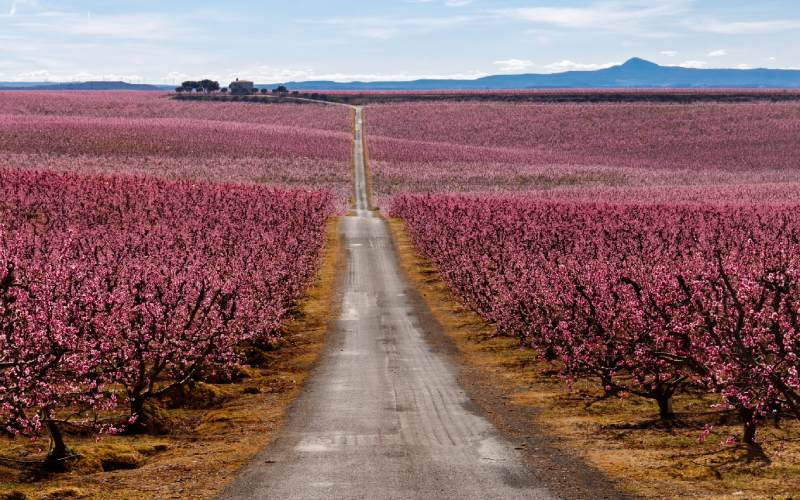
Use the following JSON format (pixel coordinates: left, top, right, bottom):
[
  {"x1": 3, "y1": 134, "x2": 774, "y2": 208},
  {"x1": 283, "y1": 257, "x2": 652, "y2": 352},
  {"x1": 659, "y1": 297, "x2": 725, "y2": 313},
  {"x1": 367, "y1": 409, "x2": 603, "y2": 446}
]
[
  {"x1": 172, "y1": 80, "x2": 303, "y2": 96},
  {"x1": 176, "y1": 79, "x2": 221, "y2": 93}
]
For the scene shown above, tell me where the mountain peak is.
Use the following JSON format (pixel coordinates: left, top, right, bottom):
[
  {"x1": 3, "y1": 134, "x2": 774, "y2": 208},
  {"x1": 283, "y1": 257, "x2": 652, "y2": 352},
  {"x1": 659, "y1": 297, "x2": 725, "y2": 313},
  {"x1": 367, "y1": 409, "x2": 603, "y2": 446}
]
[{"x1": 620, "y1": 57, "x2": 659, "y2": 69}]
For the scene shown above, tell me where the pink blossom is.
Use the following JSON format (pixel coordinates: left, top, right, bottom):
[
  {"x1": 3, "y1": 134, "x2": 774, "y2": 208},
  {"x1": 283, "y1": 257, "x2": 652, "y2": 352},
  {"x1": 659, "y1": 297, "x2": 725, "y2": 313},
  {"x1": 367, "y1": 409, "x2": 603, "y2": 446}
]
[
  {"x1": 0, "y1": 169, "x2": 333, "y2": 442},
  {"x1": 392, "y1": 194, "x2": 800, "y2": 443}
]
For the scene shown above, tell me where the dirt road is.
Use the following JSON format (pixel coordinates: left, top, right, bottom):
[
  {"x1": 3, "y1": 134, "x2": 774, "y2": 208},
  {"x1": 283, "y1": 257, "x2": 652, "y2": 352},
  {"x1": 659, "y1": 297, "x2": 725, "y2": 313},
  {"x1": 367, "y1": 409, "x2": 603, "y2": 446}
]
[{"x1": 221, "y1": 107, "x2": 556, "y2": 499}]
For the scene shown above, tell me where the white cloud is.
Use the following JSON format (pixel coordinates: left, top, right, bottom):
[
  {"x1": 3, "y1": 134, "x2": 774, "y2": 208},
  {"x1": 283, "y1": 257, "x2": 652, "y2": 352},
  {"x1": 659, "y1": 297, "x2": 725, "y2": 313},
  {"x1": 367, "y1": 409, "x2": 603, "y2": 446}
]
[
  {"x1": 163, "y1": 71, "x2": 193, "y2": 85},
  {"x1": 495, "y1": 1, "x2": 690, "y2": 30},
  {"x1": 494, "y1": 59, "x2": 621, "y2": 74},
  {"x1": 405, "y1": 0, "x2": 472, "y2": 5},
  {"x1": 204, "y1": 65, "x2": 491, "y2": 84},
  {"x1": 694, "y1": 19, "x2": 800, "y2": 35},
  {"x1": 11, "y1": 69, "x2": 144, "y2": 82},
  {"x1": 494, "y1": 59, "x2": 536, "y2": 72},
  {"x1": 63, "y1": 13, "x2": 191, "y2": 40},
  {"x1": 8, "y1": 10, "x2": 193, "y2": 41},
  {"x1": 308, "y1": 14, "x2": 477, "y2": 39},
  {"x1": 660, "y1": 50, "x2": 678, "y2": 57},
  {"x1": 707, "y1": 49, "x2": 727, "y2": 57},
  {"x1": 736, "y1": 63, "x2": 751, "y2": 70},
  {"x1": 362, "y1": 27, "x2": 399, "y2": 40},
  {"x1": 7, "y1": 0, "x2": 37, "y2": 17},
  {"x1": 543, "y1": 60, "x2": 619, "y2": 72},
  {"x1": 677, "y1": 60, "x2": 708, "y2": 68},
  {"x1": 229, "y1": 59, "x2": 623, "y2": 81}
]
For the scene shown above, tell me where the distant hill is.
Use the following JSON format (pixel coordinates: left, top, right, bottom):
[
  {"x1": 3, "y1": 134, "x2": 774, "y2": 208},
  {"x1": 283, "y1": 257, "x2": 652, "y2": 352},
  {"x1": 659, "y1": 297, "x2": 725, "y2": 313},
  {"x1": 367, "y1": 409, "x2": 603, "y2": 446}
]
[
  {"x1": 262, "y1": 58, "x2": 800, "y2": 90},
  {"x1": 0, "y1": 81, "x2": 172, "y2": 91},
  {"x1": 4, "y1": 59, "x2": 800, "y2": 92}
]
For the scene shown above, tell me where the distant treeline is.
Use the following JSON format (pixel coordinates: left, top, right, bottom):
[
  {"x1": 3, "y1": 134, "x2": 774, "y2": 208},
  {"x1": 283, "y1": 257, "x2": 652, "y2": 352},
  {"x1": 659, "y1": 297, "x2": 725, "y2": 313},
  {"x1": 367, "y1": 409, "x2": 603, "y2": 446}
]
[
  {"x1": 175, "y1": 89, "x2": 800, "y2": 104},
  {"x1": 296, "y1": 90, "x2": 800, "y2": 104}
]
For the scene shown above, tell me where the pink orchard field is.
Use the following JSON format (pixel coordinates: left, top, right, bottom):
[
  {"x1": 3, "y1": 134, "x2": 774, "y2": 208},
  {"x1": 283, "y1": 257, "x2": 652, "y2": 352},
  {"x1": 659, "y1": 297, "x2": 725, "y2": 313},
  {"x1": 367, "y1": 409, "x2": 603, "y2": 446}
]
[
  {"x1": 4, "y1": 90, "x2": 800, "y2": 468},
  {"x1": 366, "y1": 101, "x2": 800, "y2": 206},
  {"x1": 0, "y1": 168, "x2": 334, "y2": 459},
  {"x1": 391, "y1": 194, "x2": 800, "y2": 447},
  {"x1": 0, "y1": 92, "x2": 347, "y2": 462},
  {"x1": 0, "y1": 92, "x2": 354, "y2": 209},
  {"x1": 382, "y1": 99, "x2": 800, "y2": 451}
]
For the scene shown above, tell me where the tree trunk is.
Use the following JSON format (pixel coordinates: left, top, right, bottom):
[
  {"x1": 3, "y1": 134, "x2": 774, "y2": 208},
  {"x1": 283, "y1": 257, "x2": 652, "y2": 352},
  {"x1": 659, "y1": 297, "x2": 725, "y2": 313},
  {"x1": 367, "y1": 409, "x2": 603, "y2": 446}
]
[
  {"x1": 126, "y1": 396, "x2": 146, "y2": 434},
  {"x1": 126, "y1": 395, "x2": 170, "y2": 435},
  {"x1": 600, "y1": 373, "x2": 616, "y2": 396},
  {"x1": 736, "y1": 408, "x2": 772, "y2": 463},
  {"x1": 656, "y1": 394, "x2": 676, "y2": 420},
  {"x1": 743, "y1": 415, "x2": 758, "y2": 446},
  {"x1": 43, "y1": 420, "x2": 68, "y2": 471}
]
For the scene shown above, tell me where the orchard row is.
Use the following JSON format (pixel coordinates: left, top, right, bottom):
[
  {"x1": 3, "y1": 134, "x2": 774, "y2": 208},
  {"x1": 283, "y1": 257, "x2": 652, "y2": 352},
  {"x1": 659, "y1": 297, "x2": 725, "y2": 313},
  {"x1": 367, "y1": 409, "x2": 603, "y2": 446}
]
[
  {"x1": 392, "y1": 194, "x2": 800, "y2": 447},
  {"x1": 0, "y1": 169, "x2": 333, "y2": 462}
]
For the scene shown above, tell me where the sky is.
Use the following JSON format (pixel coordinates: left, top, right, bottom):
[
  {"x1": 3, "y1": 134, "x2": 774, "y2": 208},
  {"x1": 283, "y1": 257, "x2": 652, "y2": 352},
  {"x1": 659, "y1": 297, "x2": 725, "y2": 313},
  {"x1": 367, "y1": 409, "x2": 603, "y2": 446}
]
[{"x1": 1, "y1": 0, "x2": 799, "y2": 83}]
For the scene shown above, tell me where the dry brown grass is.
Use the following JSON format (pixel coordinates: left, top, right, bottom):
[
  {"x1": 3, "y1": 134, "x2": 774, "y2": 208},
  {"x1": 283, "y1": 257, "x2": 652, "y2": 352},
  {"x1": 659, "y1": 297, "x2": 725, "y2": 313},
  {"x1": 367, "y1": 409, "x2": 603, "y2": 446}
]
[
  {"x1": 361, "y1": 109, "x2": 375, "y2": 210},
  {"x1": 387, "y1": 217, "x2": 800, "y2": 500},
  {"x1": 350, "y1": 108, "x2": 357, "y2": 208},
  {"x1": 0, "y1": 218, "x2": 343, "y2": 500}
]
